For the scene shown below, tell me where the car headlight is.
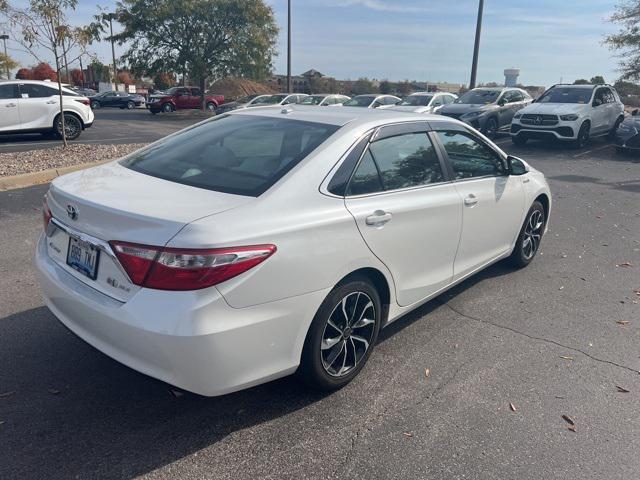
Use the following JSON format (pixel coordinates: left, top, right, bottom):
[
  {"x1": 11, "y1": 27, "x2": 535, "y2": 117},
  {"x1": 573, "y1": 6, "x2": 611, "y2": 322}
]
[
  {"x1": 462, "y1": 111, "x2": 482, "y2": 119},
  {"x1": 560, "y1": 114, "x2": 579, "y2": 121}
]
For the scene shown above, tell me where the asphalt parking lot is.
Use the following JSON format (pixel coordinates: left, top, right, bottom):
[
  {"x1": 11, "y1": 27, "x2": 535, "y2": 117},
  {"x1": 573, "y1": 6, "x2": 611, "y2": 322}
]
[
  {"x1": 0, "y1": 137, "x2": 639, "y2": 479},
  {"x1": 0, "y1": 109, "x2": 203, "y2": 154}
]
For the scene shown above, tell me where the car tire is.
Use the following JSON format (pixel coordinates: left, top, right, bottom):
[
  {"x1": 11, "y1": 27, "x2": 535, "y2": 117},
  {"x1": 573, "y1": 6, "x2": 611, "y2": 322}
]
[
  {"x1": 55, "y1": 113, "x2": 83, "y2": 141},
  {"x1": 574, "y1": 121, "x2": 590, "y2": 149},
  {"x1": 206, "y1": 102, "x2": 216, "y2": 112},
  {"x1": 512, "y1": 135, "x2": 528, "y2": 146},
  {"x1": 299, "y1": 276, "x2": 382, "y2": 391},
  {"x1": 162, "y1": 103, "x2": 174, "y2": 113},
  {"x1": 608, "y1": 117, "x2": 624, "y2": 140},
  {"x1": 126, "y1": 101, "x2": 135, "y2": 110},
  {"x1": 509, "y1": 201, "x2": 545, "y2": 268},
  {"x1": 90, "y1": 101, "x2": 100, "y2": 110},
  {"x1": 483, "y1": 117, "x2": 498, "y2": 139},
  {"x1": 615, "y1": 146, "x2": 625, "y2": 154}
]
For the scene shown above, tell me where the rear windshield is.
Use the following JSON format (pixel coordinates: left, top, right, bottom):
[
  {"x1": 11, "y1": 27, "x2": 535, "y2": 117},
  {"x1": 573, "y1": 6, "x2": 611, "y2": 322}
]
[
  {"x1": 399, "y1": 95, "x2": 432, "y2": 106},
  {"x1": 344, "y1": 96, "x2": 375, "y2": 107},
  {"x1": 120, "y1": 115, "x2": 339, "y2": 196}
]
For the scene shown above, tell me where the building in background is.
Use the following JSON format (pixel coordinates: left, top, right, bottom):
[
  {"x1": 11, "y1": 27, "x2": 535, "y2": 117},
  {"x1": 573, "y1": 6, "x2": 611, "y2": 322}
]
[{"x1": 504, "y1": 68, "x2": 520, "y2": 87}]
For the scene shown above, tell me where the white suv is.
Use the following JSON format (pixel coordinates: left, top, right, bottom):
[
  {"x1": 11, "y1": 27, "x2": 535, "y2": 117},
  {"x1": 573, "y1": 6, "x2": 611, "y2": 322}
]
[
  {"x1": 0, "y1": 80, "x2": 94, "y2": 140},
  {"x1": 511, "y1": 84, "x2": 625, "y2": 148}
]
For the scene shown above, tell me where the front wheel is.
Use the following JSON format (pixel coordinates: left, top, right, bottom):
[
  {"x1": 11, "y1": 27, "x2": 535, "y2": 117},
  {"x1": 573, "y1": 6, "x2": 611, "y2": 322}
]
[
  {"x1": 574, "y1": 122, "x2": 590, "y2": 149},
  {"x1": 510, "y1": 201, "x2": 545, "y2": 268},
  {"x1": 299, "y1": 277, "x2": 382, "y2": 391},
  {"x1": 55, "y1": 114, "x2": 82, "y2": 141},
  {"x1": 162, "y1": 103, "x2": 174, "y2": 113},
  {"x1": 90, "y1": 101, "x2": 100, "y2": 110},
  {"x1": 206, "y1": 102, "x2": 216, "y2": 112},
  {"x1": 126, "y1": 101, "x2": 135, "y2": 110}
]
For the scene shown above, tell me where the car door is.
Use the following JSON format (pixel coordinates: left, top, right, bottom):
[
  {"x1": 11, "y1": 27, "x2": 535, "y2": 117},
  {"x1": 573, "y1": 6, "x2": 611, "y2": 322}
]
[
  {"x1": 602, "y1": 87, "x2": 619, "y2": 129},
  {"x1": 102, "y1": 92, "x2": 118, "y2": 107},
  {"x1": 190, "y1": 88, "x2": 202, "y2": 108},
  {"x1": 17, "y1": 83, "x2": 59, "y2": 129},
  {"x1": 497, "y1": 90, "x2": 520, "y2": 129},
  {"x1": 174, "y1": 88, "x2": 191, "y2": 109},
  {"x1": 0, "y1": 83, "x2": 20, "y2": 131},
  {"x1": 590, "y1": 88, "x2": 609, "y2": 134},
  {"x1": 343, "y1": 123, "x2": 463, "y2": 306},
  {"x1": 433, "y1": 125, "x2": 525, "y2": 279}
]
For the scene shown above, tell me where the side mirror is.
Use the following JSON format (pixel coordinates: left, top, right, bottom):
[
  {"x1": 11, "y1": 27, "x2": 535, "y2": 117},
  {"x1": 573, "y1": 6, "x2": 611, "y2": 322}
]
[
  {"x1": 498, "y1": 98, "x2": 507, "y2": 106},
  {"x1": 507, "y1": 155, "x2": 529, "y2": 176},
  {"x1": 633, "y1": 109, "x2": 639, "y2": 116}
]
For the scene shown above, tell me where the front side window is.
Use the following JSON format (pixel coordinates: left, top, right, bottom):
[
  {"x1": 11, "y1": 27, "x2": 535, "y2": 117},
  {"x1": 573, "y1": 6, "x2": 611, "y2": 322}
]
[
  {"x1": 436, "y1": 131, "x2": 505, "y2": 179},
  {"x1": 121, "y1": 115, "x2": 339, "y2": 197}
]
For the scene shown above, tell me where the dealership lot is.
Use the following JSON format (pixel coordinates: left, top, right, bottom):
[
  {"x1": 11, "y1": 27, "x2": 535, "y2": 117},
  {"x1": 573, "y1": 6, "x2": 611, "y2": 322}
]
[{"x1": 0, "y1": 137, "x2": 638, "y2": 479}]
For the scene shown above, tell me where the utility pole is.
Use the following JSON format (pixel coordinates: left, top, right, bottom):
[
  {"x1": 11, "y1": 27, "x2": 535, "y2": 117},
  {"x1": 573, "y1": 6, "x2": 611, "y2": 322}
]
[
  {"x1": 469, "y1": 0, "x2": 484, "y2": 89},
  {"x1": 79, "y1": 54, "x2": 84, "y2": 88},
  {"x1": 287, "y1": 0, "x2": 292, "y2": 93},
  {"x1": 106, "y1": 13, "x2": 118, "y2": 87},
  {"x1": 0, "y1": 34, "x2": 9, "y2": 80}
]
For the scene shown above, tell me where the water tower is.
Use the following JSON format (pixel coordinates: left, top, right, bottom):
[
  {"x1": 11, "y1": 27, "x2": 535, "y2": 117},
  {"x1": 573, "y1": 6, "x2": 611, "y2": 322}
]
[{"x1": 504, "y1": 68, "x2": 520, "y2": 87}]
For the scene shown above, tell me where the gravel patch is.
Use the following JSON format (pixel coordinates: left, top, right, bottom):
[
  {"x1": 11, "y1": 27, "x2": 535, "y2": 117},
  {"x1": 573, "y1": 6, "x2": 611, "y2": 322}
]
[{"x1": 0, "y1": 143, "x2": 148, "y2": 177}]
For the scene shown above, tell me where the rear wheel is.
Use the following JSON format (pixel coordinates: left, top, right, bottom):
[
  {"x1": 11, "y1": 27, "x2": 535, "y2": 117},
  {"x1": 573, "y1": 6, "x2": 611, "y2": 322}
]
[
  {"x1": 55, "y1": 113, "x2": 82, "y2": 140},
  {"x1": 162, "y1": 103, "x2": 174, "y2": 113},
  {"x1": 512, "y1": 135, "x2": 528, "y2": 146},
  {"x1": 574, "y1": 122, "x2": 590, "y2": 149},
  {"x1": 608, "y1": 116, "x2": 623, "y2": 140},
  {"x1": 483, "y1": 117, "x2": 498, "y2": 139},
  {"x1": 206, "y1": 102, "x2": 216, "y2": 112},
  {"x1": 510, "y1": 201, "x2": 545, "y2": 268},
  {"x1": 299, "y1": 276, "x2": 381, "y2": 391}
]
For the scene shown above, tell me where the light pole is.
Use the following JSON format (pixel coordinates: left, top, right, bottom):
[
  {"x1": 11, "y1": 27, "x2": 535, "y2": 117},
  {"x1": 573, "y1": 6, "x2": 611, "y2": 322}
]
[
  {"x1": 104, "y1": 13, "x2": 118, "y2": 86},
  {"x1": 0, "y1": 34, "x2": 9, "y2": 80},
  {"x1": 287, "y1": 0, "x2": 292, "y2": 93},
  {"x1": 469, "y1": 0, "x2": 484, "y2": 89}
]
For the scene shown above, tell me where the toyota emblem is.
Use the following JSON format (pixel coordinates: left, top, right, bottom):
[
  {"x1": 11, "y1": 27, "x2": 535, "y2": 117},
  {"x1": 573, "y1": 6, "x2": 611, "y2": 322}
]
[{"x1": 66, "y1": 204, "x2": 78, "y2": 220}]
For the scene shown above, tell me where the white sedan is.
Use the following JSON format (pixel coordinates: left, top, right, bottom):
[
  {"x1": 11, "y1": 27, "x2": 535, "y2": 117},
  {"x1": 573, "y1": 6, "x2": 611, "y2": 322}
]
[
  {"x1": 36, "y1": 106, "x2": 551, "y2": 396},
  {"x1": 343, "y1": 94, "x2": 401, "y2": 109}
]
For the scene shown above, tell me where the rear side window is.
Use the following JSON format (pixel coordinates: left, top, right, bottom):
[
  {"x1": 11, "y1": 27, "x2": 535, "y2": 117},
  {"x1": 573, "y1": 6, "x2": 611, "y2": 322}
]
[
  {"x1": 19, "y1": 84, "x2": 56, "y2": 98},
  {"x1": 0, "y1": 84, "x2": 17, "y2": 99},
  {"x1": 121, "y1": 115, "x2": 339, "y2": 197},
  {"x1": 347, "y1": 151, "x2": 382, "y2": 196}
]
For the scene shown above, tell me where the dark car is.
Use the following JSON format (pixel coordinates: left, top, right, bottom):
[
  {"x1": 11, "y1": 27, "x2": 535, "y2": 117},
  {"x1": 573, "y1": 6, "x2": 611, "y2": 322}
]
[
  {"x1": 438, "y1": 87, "x2": 532, "y2": 138},
  {"x1": 614, "y1": 110, "x2": 640, "y2": 153},
  {"x1": 215, "y1": 94, "x2": 269, "y2": 114},
  {"x1": 89, "y1": 91, "x2": 145, "y2": 110},
  {"x1": 147, "y1": 87, "x2": 224, "y2": 114}
]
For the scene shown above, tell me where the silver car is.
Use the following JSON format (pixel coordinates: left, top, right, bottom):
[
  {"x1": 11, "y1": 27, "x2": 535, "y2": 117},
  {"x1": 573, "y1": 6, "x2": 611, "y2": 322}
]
[
  {"x1": 391, "y1": 92, "x2": 458, "y2": 114},
  {"x1": 300, "y1": 94, "x2": 351, "y2": 106}
]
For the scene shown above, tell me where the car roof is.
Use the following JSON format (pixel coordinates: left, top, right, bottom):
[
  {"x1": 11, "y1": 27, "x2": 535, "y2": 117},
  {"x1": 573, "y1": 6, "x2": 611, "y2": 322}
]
[{"x1": 550, "y1": 84, "x2": 596, "y2": 89}]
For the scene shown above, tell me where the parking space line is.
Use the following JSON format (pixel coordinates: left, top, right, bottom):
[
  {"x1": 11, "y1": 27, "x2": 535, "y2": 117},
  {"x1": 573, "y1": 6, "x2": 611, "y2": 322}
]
[
  {"x1": 573, "y1": 144, "x2": 612, "y2": 158},
  {"x1": 0, "y1": 137, "x2": 146, "y2": 149}
]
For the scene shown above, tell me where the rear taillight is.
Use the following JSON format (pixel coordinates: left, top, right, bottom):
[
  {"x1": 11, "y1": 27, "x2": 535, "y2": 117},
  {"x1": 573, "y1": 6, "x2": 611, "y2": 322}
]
[
  {"x1": 75, "y1": 98, "x2": 90, "y2": 106},
  {"x1": 109, "y1": 241, "x2": 276, "y2": 291},
  {"x1": 43, "y1": 197, "x2": 52, "y2": 231}
]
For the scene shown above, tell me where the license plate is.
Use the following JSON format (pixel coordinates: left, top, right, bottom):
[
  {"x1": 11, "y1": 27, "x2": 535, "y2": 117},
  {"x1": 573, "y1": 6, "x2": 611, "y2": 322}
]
[{"x1": 66, "y1": 237, "x2": 100, "y2": 280}]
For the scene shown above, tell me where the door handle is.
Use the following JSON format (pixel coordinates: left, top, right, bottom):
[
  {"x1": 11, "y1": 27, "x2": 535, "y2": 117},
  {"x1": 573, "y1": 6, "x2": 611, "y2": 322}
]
[
  {"x1": 46, "y1": 100, "x2": 57, "y2": 105},
  {"x1": 5, "y1": 103, "x2": 16, "y2": 107},
  {"x1": 365, "y1": 210, "x2": 393, "y2": 227},
  {"x1": 463, "y1": 194, "x2": 478, "y2": 207}
]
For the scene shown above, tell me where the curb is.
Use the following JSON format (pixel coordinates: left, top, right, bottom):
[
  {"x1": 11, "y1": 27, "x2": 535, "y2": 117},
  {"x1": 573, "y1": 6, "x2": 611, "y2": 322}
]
[{"x1": 0, "y1": 159, "x2": 110, "y2": 192}]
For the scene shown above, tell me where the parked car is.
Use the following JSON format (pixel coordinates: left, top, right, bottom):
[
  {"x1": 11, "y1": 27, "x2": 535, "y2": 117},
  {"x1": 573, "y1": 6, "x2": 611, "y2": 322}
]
[
  {"x1": 36, "y1": 107, "x2": 550, "y2": 396},
  {"x1": 343, "y1": 94, "x2": 401, "y2": 109},
  {"x1": 215, "y1": 94, "x2": 272, "y2": 114},
  {"x1": 614, "y1": 109, "x2": 640, "y2": 153},
  {"x1": 0, "y1": 80, "x2": 93, "y2": 140},
  {"x1": 390, "y1": 92, "x2": 458, "y2": 114},
  {"x1": 89, "y1": 91, "x2": 145, "y2": 110},
  {"x1": 438, "y1": 87, "x2": 532, "y2": 138},
  {"x1": 73, "y1": 87, "x2": 97, "y2": 97},
  {"x1": 300, "y1": 94, "x2": 351, "y2": 106},
  {"x1": 247, "y1": 93, "x2": 309, "y2": 107},
  {"x1": 147, "y1": 86, "x2": 224, "y2": 114},
  {"x1": 511, "y1": 84, "x2": 625, "y2": 148}
]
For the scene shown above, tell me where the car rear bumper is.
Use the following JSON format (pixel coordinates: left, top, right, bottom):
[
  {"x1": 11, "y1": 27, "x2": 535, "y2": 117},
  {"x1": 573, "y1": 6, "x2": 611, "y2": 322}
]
[{"x1": 35, "y1": 234, "x2": 328, "y2": 396}]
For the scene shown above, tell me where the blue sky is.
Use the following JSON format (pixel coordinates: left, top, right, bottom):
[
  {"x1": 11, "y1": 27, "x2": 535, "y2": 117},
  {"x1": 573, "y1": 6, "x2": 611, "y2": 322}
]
[{"x1": 7, "y1": 0, "x2": 621, "y2": 87}]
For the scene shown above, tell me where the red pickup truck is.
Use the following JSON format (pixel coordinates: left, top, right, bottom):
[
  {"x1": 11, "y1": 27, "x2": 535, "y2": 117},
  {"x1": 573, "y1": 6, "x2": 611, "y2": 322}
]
[{"x1": 148, "y1": 86, "x2": 224, "y2": 114}]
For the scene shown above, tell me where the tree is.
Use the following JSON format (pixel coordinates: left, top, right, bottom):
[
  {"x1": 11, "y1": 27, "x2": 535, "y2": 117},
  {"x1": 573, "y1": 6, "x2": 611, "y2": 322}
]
[
  {"x1": 614, "y1": 80, "x2": 640, "y2": 97},
  {"x1": 3, "y1": 0, "x2": 95, "y2": 147},
  {"x1": 0, "y1": 53, "x2": 18, "y2": 78},
  {"x1": 114, "y1": 0, "x2": 278, "y2": 109},
  {"x1": 351, "y1": 78, "x2": 377, "y2": 95},
  {"x1": 590, "y1": 75, "x2": 605, "y2": 85},
  {"x1": 606, "y1": 1, "x2": 640, "y2": 80},
  {"x1": 31, "y1": 62, "x2": 57, "y2": 80},
  {"x1": 397, "y1": 80, "x2": 412, "y2": 96},
  {"x1": 379, "y1": 80, "x2": 392, "y2": 94},
  {"x1": 153, "y1": 72, "x2": 174, "y2": 90},
  {"x1": 15, "y1": 67, "x2": 32, "y2": 79},
  {"x1": 117, "y1": 70, "x2": 134, "y2": 85},
  {"x1": 70, "y1": 67, "x2": 84, "y2": 85},
  {"x1": 573, "y1": 79, "x2": 590, "y2": 85}
]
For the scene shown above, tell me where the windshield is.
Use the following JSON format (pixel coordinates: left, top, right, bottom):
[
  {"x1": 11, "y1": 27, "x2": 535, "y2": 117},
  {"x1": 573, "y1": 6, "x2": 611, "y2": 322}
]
[
  {"x1": 455, "y1": 90, "x2": 500, "y2": 104},
  {"x1": 120, "y1": 115, "x2": 339, "y2": 197},
  {"x1": 301, "y1": 95, "x2": 326, "y2": 105},
  {"x1": 344, "y1": 96, "x2": 375, "y2": 107},
  {"x1": 253, "y1": 94, "x2": 288, "y2": 105},
  {"x1": 537, "y1": 87, "x2": 593, "y2": 104},
  {"x1": 399, "y1": 95, "x2": 433, "y2": 106}
]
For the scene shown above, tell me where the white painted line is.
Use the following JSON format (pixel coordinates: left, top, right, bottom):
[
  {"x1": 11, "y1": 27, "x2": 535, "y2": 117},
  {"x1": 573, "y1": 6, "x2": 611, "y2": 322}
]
[
  {"x1": 0, "y1": 137, "x2": 145, "y2": 148},
  {"x1": 572, "y1": 144, "x2": 612, "y2": 158}
]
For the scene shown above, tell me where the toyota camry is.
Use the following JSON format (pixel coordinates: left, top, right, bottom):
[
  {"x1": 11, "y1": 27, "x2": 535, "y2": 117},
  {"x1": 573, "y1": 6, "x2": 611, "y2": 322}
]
[{"x1": 36, "y1": 106, "x2": 551, "y2": 396}]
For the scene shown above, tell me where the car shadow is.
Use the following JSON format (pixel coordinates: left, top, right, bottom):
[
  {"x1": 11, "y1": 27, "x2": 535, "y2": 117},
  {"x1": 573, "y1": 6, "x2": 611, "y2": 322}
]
[{"x1": 0, "y1": 261, "x2": 515, "y2": 479}]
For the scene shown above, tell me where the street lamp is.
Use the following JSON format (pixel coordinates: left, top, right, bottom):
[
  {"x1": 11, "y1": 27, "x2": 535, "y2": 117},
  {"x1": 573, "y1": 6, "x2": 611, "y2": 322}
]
[
  {"x1": 287, "y1": 0, "x2": 292, "y2": 93},
  {"x1": 0, "y1": 34, "x2": 9, "y2": 80},
  {"x1": 103, "y1": 13, "x2": 118, "y2": 85},
  {"x1": 469, "y1": 0, "x2": 484, "y2": 89}
]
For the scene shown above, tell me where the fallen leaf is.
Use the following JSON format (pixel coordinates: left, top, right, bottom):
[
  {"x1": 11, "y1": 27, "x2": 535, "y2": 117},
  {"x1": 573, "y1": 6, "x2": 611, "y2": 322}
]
[
  {"x1": 616, "y1": 386, "x2": 630, "y2": 393},
  {"x1": 560, "y1": 355, "x2": 574, "y2": 361},
  {"x1": 567, "y1": 425, "x2": 577, "y2": 433},
  {"x1": 616, "y1": 320, "x2": 630, "y2": 326},
  {"x1": 509, "y1": 402, "x2": 517, "y2": 412},
  {"x1": 424, "y1": 368, "x2": 430, "y2": 378},
  {"x1": 562, "y1": 414, "x2": 575, "y2": 426},
  {"x1": 616, "y1": 262, "x2": 633, "y2": 268},
  {"x1": 0, "y1": 391, "x2": 15, "y2": 399},
  {"x1": 48, "y1": 389, "x2": 60, "y2": 395},
  {"x1": 403, "y1": 432, "x2": 413, "y2": 437}
]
